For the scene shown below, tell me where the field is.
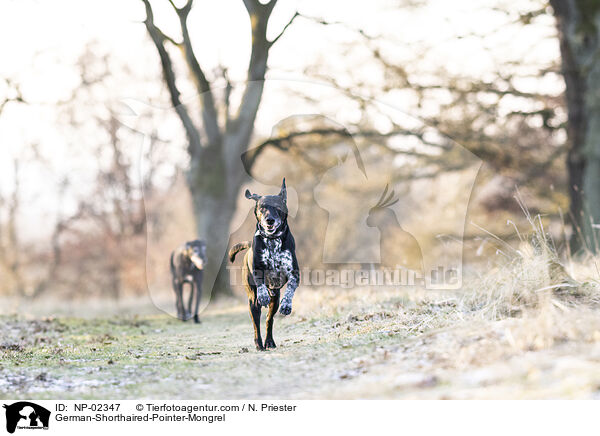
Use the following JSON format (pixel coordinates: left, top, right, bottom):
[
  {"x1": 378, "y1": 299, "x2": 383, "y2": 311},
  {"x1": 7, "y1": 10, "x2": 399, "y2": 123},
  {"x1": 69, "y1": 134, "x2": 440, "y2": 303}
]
[{"x1": 2, "y1": 251, "x2": 600, "y2": 400}]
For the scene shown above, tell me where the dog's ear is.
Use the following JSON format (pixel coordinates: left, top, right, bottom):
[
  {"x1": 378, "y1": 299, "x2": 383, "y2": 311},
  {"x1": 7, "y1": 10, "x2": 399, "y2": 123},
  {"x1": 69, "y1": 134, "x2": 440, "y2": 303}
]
[
  {"x1": 279, "y1": 178, "x2": 287, "y2": 203},
  {"x1": 245, "y1": 189, "x2": 261, "y2": 201}
]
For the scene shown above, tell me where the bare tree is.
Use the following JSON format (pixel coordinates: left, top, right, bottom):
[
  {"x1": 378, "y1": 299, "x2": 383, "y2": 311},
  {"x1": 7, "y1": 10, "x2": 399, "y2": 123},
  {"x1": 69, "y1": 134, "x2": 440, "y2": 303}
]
[
  {"x1": 142, "y1": 0, "x2": 299, "y2": 295},
  {"x1": 78, "y1": 114, "x2": 148, "y2": 299},
  {"x1": 0, "y1": 159, "x2": 26, "y2": 295},
  {"x1": 0, "y1": 151, "x2": 77, "y2": 298}
]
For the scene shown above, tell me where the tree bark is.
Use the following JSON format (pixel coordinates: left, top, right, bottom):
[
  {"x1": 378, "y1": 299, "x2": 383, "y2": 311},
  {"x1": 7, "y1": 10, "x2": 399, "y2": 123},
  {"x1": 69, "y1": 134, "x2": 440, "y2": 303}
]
[{"x1": 551, "y1": 0, "x2": 600, "y2": 252}]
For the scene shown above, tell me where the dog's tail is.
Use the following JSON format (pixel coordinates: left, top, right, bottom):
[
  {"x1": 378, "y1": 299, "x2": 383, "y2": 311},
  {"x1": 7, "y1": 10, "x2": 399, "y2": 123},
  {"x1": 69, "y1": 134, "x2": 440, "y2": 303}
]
[
  {"x1": 229, "y1": 241, "x2": 250, "y2": 262},
  {"x1": 170, "y1": 251, "x2": 176, "y2": 274}
]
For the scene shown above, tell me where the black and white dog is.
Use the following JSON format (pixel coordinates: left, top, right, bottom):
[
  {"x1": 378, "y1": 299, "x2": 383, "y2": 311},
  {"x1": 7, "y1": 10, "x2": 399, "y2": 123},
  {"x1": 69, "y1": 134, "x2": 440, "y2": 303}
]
[
  {"x1": 170, "y1": 239, "x2": 206, "y2": 323},
  {"x1": 229, "y1": 179, "x2": 300, "y2": 350}
]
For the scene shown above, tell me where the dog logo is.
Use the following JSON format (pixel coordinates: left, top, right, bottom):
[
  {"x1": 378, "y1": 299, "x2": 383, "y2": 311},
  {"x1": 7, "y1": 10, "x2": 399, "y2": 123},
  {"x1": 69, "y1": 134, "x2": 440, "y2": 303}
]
[{"x1": 3, "y1": 402, "x2": 50, "y2": 433}]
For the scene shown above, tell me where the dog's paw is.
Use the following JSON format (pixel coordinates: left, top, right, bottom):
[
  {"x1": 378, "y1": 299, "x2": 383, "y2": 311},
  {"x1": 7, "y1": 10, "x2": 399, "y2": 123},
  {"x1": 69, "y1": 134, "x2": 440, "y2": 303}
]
[
  {"x1": 257, "y1": 285, "x2": 271, "y2": 307},
  {"x1": 264, "y1": 337, "x2": 277, "y2": 349},
  {"x1": 279, "y1": 301, "x2": 292, "y2": 315},
  {"x1": 255, "y1": 339, "x2": 265, "y2": 351}
]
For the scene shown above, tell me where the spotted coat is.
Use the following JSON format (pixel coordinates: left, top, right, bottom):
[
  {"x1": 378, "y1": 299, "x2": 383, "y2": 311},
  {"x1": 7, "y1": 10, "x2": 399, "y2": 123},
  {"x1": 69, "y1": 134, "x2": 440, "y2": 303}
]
[{"x1": 251, "y1": 226, "x2": 299, "y2": 314}]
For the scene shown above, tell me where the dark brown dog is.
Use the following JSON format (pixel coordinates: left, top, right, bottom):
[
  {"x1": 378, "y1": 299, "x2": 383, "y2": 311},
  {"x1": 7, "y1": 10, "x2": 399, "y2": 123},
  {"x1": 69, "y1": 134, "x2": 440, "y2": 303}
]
[{"x1": 170, "y1": 239, "x2": 206, "y2": 323}]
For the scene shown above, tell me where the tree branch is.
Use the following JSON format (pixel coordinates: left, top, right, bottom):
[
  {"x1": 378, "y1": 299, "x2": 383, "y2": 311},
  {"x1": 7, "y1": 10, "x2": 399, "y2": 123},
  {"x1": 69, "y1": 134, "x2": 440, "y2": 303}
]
[
  {"x1": 242, "y1": 127, "x2": 445, "y2": 172},
  {"x1": 167, "y1": 0, "x2": 221, "y2": 145},
  {"x1": 218, "y1": 66, "x2": 233, "y2": 129},
  {"x1": 229, "y1": 0, "x2": 277, "y2": 158},
  {"x1": 0, "y1": 78, "x2": 26, "y2": 117},
  {"x1": 142, "y1": 0, "x2": 202, "y2": 156},
  {"x1": 31, "y1": 205, "x2": 85, "y2": 298},
  {"x1": 242, "y1": 0, "x2": 276, "y2": 17},
  {"x1": 296, "y1": 13, "x2": 376, "y2": 40},
  {"x1": 269, "y1": 11, "x2": 300, "y2": 46}
]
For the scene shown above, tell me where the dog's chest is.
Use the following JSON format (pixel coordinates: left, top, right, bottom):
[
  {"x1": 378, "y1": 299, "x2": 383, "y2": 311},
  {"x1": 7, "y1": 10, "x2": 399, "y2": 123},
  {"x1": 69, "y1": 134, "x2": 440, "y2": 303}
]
[{"x1": 261, "y1": 238, "x2": 293, "y2": 274}]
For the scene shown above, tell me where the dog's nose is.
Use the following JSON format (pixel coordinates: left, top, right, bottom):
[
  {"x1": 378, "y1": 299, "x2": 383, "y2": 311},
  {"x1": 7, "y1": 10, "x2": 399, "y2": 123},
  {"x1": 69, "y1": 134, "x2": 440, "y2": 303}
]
[{"x1": 266, "y1": 218, "x2": 275, "y2": 225}]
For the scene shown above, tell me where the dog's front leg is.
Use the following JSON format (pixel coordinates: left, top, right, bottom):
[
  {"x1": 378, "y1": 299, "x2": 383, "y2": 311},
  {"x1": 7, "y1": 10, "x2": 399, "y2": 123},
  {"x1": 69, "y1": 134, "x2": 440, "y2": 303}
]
[
  {"x1": 174, "y1": 281, "x2": 185, "y2": 320},
  {"x1": 251, "y1": 240, "x2": 272, "y2": 308},
  {"x1": 280, "y1": 249, "x2": 299, "y2": 316},
  {"x1": 279, "y1": 274, "x2": 298, "y2": 316},
  {"x1": 252, "y1": 268, "x2": 271, "y2": 307},
  {"x1": 256, "y1": 284, "x2": 271, "y2": 307}
]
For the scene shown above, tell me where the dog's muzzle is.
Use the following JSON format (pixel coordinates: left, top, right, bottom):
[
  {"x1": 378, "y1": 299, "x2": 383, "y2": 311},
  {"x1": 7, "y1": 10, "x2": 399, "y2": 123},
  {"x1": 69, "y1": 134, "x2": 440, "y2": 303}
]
[
  {"x1": 261, "y1": 220, "x2": 281, "y2": 235},
  {"x1": 190, "y1": 255, "x2": 204, "y2": 270}
]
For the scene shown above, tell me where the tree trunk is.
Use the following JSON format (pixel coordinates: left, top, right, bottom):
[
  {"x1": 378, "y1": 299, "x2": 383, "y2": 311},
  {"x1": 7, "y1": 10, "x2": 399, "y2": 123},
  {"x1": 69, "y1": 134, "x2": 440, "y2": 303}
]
[
  {"x1": 184, "y1": 137, "x2": 261, "y2": 298},
  {"x1": 551, "y1": 0, "x2": 600, "y2": 252},
  {"x1": 108, "y1": 263, "x2": 121, "y2": 300},
  {"x1": 186, "y1": 134, "x2": 251, "y2": 297},
  {"x1": 143, "y1": 0, "x2": 282, "y2": 296},
  {"x1": 190, "y1": 195, "x2": 237, "y2": 296}
]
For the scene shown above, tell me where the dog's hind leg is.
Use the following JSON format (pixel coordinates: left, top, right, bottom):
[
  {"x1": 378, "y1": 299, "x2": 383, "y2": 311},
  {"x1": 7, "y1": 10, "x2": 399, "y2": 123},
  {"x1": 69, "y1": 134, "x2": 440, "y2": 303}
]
[
  {"x1": 264, "y1": 289, "x2": 280, "y2": 349},
  {"x1": 171, "y1": 252, "x2": 184, "y2": 320},
  {"x1": 171, "y1": 273, "x2": 183, "y2": 320},
  {"x1": 192, "y1": 272, "x2": 203, "y2": 323},
  {"x1": 249, "y1": 300, "x2": 264, "y2": 351},
  {"x1": 174, "y1": 281, "x2": 185, "y2": 320}
]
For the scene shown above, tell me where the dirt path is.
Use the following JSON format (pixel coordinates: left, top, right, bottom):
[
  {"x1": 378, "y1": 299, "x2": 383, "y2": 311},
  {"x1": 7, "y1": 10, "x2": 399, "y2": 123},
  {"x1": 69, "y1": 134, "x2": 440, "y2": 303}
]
[{"x1": 1, "y1": 288, "x2": 599, "y2": 399}]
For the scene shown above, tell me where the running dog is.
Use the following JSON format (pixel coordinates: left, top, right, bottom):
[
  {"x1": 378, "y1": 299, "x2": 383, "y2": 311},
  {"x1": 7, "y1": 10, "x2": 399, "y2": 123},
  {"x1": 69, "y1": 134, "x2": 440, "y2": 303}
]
[
  {"x1": 170, "y1": 239, "x2": 206, "y2": 323},
  {"x1": 229, "y1": 179, "x2": 300, "y2": 350}
]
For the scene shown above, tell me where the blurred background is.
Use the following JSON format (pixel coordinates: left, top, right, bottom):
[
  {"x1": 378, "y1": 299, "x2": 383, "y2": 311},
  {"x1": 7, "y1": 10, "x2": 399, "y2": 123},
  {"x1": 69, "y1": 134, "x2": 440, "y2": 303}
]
[{"x1": 0, "y1": 0, "x2": 594, "y2": 311}]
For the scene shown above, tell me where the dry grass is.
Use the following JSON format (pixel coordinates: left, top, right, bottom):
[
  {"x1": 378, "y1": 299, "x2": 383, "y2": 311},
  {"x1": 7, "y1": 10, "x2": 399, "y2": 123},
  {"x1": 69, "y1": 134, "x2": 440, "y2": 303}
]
[{"x1": 299, "y1": 204, "x2": 600, "y2": 398}]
